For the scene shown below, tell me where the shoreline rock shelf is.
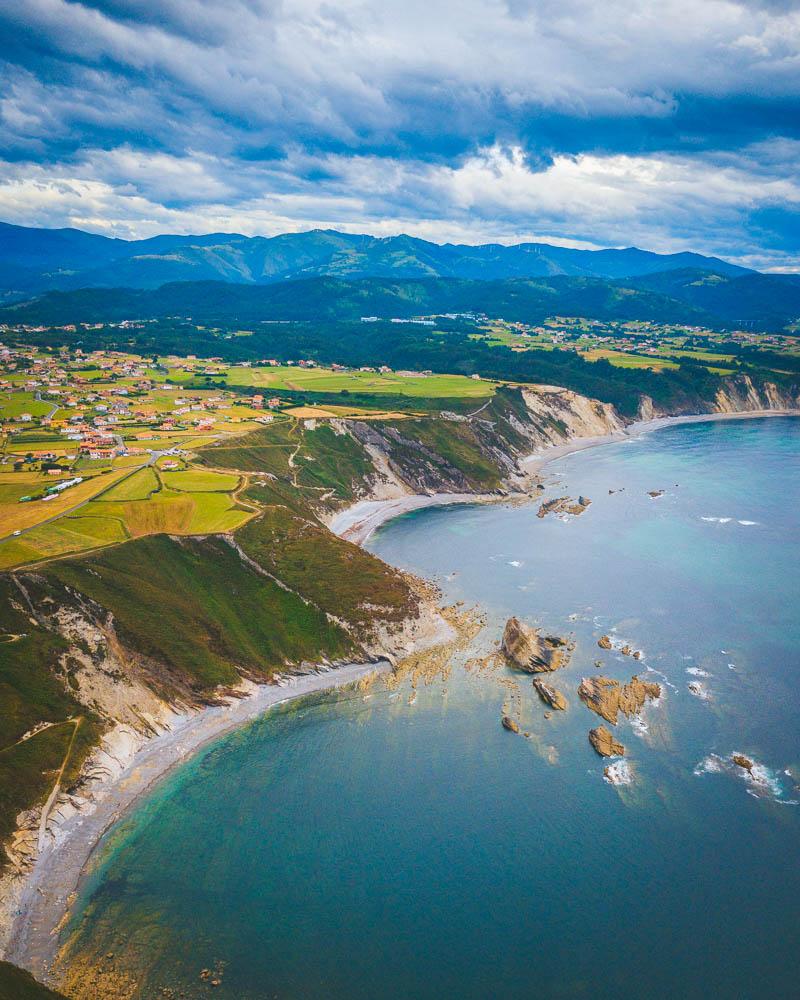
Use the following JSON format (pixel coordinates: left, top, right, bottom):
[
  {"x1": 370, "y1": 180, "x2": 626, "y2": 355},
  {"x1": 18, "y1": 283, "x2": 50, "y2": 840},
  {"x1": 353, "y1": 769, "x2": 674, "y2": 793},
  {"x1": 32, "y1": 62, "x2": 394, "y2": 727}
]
[
  {"x1": 537, "y1": 495, "x2": 592, "y2": 519},
  {"x1": 578, "y1": 675, "x2": 661, "y2": 725},
  {"x1": 501, "y1": 617, "x2": 574, "y2": 673}
]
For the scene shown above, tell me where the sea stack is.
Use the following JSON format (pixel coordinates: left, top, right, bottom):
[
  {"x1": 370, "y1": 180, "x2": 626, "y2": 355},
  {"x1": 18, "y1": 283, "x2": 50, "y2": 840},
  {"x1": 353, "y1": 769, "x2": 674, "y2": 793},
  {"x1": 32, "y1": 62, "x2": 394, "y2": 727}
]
[
  {"x1": 532, "y1": 679, "x2": 568, "y2": 711},
  {"x1": 578, "y1": 675, "x2": 661, "y2": 725},
  {"x1": 589, "y1": 726, "x2": 625, "y2": 757},
  {"x1": 501, "y1": 617, "x2": 573, "y2": 673}
]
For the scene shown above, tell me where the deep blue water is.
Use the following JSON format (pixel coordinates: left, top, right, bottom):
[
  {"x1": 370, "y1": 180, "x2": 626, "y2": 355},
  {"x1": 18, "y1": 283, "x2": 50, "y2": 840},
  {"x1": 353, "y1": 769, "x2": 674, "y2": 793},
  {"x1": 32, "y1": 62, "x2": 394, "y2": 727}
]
[{"x1": 62, "y1": 417, "x2": 800, "y2": 999}]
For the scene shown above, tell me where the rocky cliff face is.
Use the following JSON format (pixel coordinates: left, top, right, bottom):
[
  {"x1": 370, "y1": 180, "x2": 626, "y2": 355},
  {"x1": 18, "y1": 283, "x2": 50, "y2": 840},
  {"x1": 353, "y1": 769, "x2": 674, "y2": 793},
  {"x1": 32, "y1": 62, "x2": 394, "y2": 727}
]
[
  {"x1": 336, "y1": 376, "x2": 798, "y2": 504},
  {"x1": 713, "y1": 374, "x2": 800, "y2": 414}
]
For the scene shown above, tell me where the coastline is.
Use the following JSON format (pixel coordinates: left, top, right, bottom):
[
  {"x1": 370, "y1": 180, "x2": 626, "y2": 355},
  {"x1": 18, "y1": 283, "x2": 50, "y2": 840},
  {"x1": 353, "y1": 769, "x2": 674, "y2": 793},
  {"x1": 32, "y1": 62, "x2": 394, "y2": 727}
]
[
  {"x1": 7, "y1": 405, "x2": 798, "y2": 987},
  {"x1": 330, "y1": 409, "x2": 800, "y2": 545},
  {"x1": 5, "y1": 660, "x2": 391, "y2": 983},
  {"x1": 521, "y1": 407, "x2": 800, "y2": 475}
]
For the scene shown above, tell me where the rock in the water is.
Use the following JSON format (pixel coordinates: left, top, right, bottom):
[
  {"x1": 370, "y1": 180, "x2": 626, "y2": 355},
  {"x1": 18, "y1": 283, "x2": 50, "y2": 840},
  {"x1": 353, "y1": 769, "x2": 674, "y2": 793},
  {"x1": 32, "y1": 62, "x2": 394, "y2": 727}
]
[
  {"x1": 648, "y1": 489, "x2": 664, "y2": 498},
  {"x1": 732, "y1": 753, "x2": 754, "y2": 772},
  {"x1": 537, "y1": 495, "x2": 591, "y2": 518},
  {"x1": 501, "y1": 715, "x2": 521, "y2": 734},
  {"x1": 532, "y1": 678, "x2": 568, "y2": 711},
  {"x1": 620, "y1": 644, "x2": 633, "y2": 656},
  {"x1": 578, "y1": 675, "x2": 661, "y2": 725},
  {"x1": 589, "y1": 726, "x2": 625, "y2": 757},
  {"x1": 597, "y1": 635, "x2": 613, "y2": 650},
  {"x1": 501, "y1": 617, "x2": 573, "y2": 672}
]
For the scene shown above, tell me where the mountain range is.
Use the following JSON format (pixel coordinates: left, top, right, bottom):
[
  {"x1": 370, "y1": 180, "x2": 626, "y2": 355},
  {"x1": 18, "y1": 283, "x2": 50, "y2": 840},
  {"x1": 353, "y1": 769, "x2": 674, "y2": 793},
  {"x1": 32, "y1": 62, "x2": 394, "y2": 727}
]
[
  {"x1": 0, "y1": 222, "x2": 750, "y2": 297},
  {"x1": 1, "y1": 222, "x2": 798, "y2": 331}
]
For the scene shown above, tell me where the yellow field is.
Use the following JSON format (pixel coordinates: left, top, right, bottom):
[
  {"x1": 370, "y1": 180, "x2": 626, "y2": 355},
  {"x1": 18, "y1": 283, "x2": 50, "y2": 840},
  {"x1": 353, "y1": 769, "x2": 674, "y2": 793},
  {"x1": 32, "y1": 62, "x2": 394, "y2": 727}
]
[
  {"x1": 0, "y1": 468, "x2": 135, "y2": 538},
  {"x1": 0, "y1": 467, "x2": 253, "y2": 568},
  {"x1": 581, "y1": 349, "x2": 679, "y2": 370}
]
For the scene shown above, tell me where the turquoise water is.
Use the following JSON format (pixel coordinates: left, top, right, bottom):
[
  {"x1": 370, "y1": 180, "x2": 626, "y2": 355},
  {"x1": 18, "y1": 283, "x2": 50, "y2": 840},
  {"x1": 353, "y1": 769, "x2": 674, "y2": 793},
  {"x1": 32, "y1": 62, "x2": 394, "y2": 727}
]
[{"x1": 62, "y1": 418, "x2": 800, "y2": 999}]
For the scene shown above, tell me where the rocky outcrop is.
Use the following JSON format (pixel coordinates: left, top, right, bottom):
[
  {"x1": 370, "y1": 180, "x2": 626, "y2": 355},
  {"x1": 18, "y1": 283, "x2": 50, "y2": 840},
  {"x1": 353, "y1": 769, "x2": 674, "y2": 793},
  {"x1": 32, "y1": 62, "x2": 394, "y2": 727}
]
[
  {"x1": 597, "y1": 635, "x2": 612, "y2": 650},
  {"x1": 589, "y1": 726, "x2": 625, "y2": 757},
  {"x1": 501, "y1": 618, "x2": 573, "y2": 673},
  {"x1": 532, "y1": 679, "x2": 568, "y2": 711},
  {"x1": 578, "y1": 675, "x2": 661, "y2": 725},
  {"x1": 536, "y1": 495, "x2": 592, "y2": 518},
  {"x1": 501, "y1": 715, "x2": 521, "y2": 734}
]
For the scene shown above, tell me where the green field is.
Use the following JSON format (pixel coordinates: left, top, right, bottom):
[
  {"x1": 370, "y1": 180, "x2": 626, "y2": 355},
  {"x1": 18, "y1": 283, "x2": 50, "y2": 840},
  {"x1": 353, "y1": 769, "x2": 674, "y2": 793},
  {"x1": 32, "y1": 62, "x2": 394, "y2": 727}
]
[
  {"x1": 581, "y1": 349, "x2": 679, "y2": 370},
  {"x1": 101, "y1": 466, "x2": 158, "y2": 501},
  {"x1": 0, "y1": 391, "x2": 54, "y2": 420},
  {"x1": 178, "y1": 365, "x2": 498, "y2": 399},
  {"x1": 160, "y1": 469, "x2": 241, "y2": 493}
]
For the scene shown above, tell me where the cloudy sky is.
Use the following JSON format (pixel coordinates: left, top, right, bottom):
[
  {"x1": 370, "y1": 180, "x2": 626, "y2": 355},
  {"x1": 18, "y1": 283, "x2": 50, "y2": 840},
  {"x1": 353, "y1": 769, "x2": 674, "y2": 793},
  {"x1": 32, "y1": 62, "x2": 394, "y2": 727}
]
[{"x1": 0, "y1": 0, "x2": 799, "y2": 268}]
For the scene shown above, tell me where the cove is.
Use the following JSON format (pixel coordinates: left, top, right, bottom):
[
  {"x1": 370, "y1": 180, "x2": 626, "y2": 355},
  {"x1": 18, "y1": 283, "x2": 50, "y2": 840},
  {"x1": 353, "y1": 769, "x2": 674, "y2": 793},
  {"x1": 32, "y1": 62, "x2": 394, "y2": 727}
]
[{"x1": 57, "y1": 417, "x2": 800, "y2": 999}]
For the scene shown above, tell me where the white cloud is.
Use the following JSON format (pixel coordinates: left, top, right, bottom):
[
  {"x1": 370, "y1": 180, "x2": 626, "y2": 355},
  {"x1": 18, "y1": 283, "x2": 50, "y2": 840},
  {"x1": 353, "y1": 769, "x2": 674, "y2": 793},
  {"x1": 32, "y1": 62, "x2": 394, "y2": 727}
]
[{"x1": 1, "y1": 139, "x2": 798, "y2": 268}]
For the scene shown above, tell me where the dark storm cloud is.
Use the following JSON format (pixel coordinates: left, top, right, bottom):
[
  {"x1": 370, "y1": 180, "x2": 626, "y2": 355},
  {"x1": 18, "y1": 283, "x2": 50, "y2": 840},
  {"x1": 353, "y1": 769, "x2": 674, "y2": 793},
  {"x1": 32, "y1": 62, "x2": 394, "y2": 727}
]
[{"x1": 0, "y1": 0, "x2": 798, "y2": 267}]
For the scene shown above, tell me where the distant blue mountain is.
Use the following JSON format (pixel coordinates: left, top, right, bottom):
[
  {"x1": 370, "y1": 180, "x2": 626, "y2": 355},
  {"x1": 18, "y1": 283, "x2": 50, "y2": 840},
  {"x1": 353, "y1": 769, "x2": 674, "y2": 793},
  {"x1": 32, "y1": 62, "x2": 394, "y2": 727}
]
[{"x1": 0, "y1": 222, "x2": 750, "y2": 298}]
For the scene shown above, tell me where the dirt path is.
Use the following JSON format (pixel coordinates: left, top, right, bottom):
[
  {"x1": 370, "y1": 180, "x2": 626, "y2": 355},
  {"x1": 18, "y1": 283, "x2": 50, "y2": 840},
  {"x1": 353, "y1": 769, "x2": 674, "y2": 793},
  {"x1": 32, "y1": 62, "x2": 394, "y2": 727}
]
[{"x1": 37, "y1": 717, "x2": 83, "y2": 854}]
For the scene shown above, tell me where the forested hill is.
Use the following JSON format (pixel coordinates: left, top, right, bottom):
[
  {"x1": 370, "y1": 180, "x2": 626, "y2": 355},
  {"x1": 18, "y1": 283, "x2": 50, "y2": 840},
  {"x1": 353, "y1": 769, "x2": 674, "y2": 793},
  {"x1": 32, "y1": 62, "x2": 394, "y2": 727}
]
[
  {"x1": 0, "y1": 222, "x2": 750, "y2": 296},
  {"x1": 3, "y1": 270, "x2": 800, "y2": 331}
]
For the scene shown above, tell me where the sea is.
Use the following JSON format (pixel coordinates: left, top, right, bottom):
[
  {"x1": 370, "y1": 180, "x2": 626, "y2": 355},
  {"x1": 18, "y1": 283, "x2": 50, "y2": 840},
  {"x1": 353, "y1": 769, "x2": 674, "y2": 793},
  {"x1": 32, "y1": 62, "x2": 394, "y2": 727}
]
[{"x1": 58, "y1": 416, "x2": 800, "y2": 999}]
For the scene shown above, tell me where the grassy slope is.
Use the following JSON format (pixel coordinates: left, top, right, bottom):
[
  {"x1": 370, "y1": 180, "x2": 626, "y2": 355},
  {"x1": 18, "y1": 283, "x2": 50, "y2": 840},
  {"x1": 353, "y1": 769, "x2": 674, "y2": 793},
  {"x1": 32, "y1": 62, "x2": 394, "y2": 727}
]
[
  {"x1": 237, "y1": 508, "x2": 417, "y2": 638},
  {"x1": 0, "y1": 578, "x2": 103, "y2": 872},
  {"x1": 197, "y1": 419, "x2": 376, "y2": 507},
  {"x1": 41, "y1": 534, "x2": 355, "y2": 692}
]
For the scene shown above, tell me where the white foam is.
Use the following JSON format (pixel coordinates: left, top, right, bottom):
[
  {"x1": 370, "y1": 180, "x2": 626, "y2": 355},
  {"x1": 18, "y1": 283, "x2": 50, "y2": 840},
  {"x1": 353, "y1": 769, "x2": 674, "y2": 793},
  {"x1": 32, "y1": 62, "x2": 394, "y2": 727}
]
[
  {"x1": 508, "y1": 560, "x2": 522, "y2": 568},
  {"x1": 694, "y1": 755, "x2": 723, "y2": 775},
  {"x1": 687, "y1": 681, "x2": 711, "y2": 700},
  {"x1": 738, "y1": 520, "x2": 758, "y2": 526},
  {"x1": 686, "y1": 667, "x2": 711, "y2": 677},
  {"x1": 696, "y1": 752, "x2": 794, "y2": 802},
  {"x1": 603, "y1": 759, "x2": 633, "y2": 786}
]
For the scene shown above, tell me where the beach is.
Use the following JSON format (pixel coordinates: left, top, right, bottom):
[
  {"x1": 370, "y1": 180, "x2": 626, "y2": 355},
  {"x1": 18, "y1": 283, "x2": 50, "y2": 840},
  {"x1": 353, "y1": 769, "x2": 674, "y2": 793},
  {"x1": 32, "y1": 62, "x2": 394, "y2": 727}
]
[{"x1": 5, "y1": 660, "x2": 391, "y2": 983}]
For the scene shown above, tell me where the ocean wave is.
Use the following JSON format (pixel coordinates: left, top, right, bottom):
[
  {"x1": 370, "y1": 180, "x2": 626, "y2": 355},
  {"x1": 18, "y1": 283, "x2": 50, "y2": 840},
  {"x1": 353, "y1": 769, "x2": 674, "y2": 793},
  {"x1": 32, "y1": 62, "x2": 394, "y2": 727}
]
[
  {"x1": 507, "y1": 560, "x2": 523, "y2": 567},
  {"x1": 603, "y1": 759, "x2": 633, "y2": 786},
  {"x1": 686, "y1": 666, "x2": 711, "y2": 677},
  {"x1": 687, "y1": 680, "x2": 711, "y2": 700},
  {"x1": 701, "y1": 516, "x2": 758, "y2": 526},
  {"x1": 695, "y1": 752, "x2": 796, "y2": 803}
]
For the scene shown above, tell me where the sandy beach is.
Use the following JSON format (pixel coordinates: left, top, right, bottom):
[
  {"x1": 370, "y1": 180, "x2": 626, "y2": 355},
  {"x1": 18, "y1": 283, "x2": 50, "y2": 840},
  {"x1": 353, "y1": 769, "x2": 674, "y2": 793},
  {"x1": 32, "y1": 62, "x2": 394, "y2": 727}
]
[
  {"x1": 329, "y1": 409, "x2": 799, "y2": 545},
  {"x1": 5, "y1": 660, "x2": 391, "y2": 983},
  {"x1": 328, "y1": 493, "x2": 498, "y2": 545}
]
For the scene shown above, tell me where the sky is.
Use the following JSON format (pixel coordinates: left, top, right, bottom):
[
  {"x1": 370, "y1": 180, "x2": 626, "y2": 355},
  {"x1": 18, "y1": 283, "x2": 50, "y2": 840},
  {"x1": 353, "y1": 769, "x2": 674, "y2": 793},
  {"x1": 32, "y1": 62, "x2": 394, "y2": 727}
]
[{"x1": 0, "y1": 0, "x2": 799, "y2": 269}]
